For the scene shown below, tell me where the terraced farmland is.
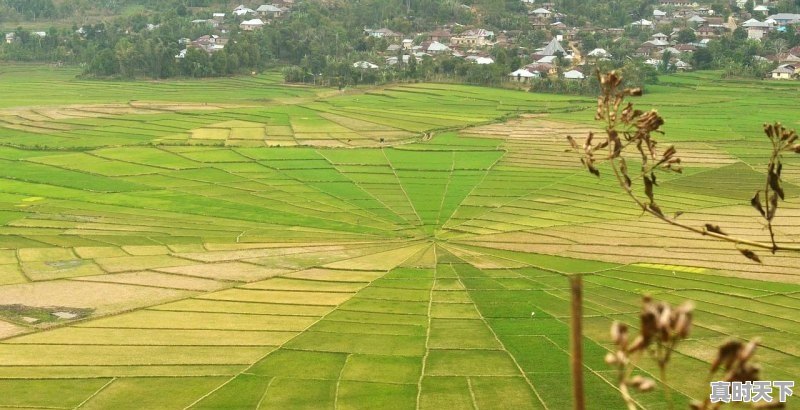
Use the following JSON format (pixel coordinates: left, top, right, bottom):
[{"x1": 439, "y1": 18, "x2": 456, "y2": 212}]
[{"x1": 0, "y1": 65, "x2": 798, "y2": 409}]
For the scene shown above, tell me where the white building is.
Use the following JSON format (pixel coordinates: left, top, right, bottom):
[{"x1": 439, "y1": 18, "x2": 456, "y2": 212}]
[
  {"x1": 631, "y1": 19, "x2": 655, "y2": 29},
  {"x1": 233, "y1": 5, "x2": 256, "y2": 16},
  {"x1": 508, "y1": 68, "x2": 539, "y2": 82},
  {"x1": 563, "y1": 70, "x2": 585, "y2": 79},
  {"x1": 240, "y1": 19, "x2": 266, "y2": 31},
  {"x1": 466, "y1": 56, "x2": 495, "y2": 64},
  {"x1": 427, "y1": 41, "x2": 451, "y2": 54},
  {"x1": 587, "y1": 48, "x2": 612, "y2": 59},
  {"x1": 353, "y1": 61, "x2": 379, "y2": 69}
]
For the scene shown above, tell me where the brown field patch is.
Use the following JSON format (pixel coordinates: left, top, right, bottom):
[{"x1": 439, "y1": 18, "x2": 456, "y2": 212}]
[
  {"x1": 0, "y1": 320, "x2": 28, "y2": 340},
  {"x1": 151, "y1": 299, "x2": 332, "y2": 316},
  {"x1": 121, "y1": 245, "x2": 170, "y2": 256},
  {"x1": 94, "y1": 255, "x2": 196, "y2": 273},
  {"x1": 74, "y1": 271, "x2": 228, "y2": 291},
  {"x1": 156, "y1": 262, "x2": 287, "y2": 282},
  {"x1": 80, "y1": 310, "x2": 318, "y2": 331},
  {"x1": 73, "y1": 247, "x2": 128, "y2": 259},
  {"x1": 323, "y1": 243, "x2": 429, "y2": 271},
  {"x1": 464, "y1": 116, "x2": 736, "y2": 169},
  {"x1": 197, "y1": 288, "x2": 353, "y2": 306},
  {"x1": 17, "y1": 247, "x2": 76, "y2": 262},
  {"x1": 178, "y1": 244, "x2": 358, "y2": 262},
  {"x1": 0, "y1": 281, "x2": 191, "y2": 315}
]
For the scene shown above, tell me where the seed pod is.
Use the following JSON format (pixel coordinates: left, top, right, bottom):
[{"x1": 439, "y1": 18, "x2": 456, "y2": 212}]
[
  {"x1": 604, "y1": 352, "x2": 618, "y2": 365},
  {"x1": 751, "y1": 191, "x2": 766, "y2": 217},
  {"x1": 628, "y1": 375, "x2": 645, "y2": 387},
  {"x1": 739, "y1": 338, "x2": 759, "y2": 361},
  {"x1": 611, "y1": 321, "x2": 628, "y2": 345},
  {"x1": 637, "y1": 378, "x2": 656, "y2": 392},
  {"x1": 675, "y1": 312, "x2": 691, "y2": 338},
  {"x1": 712, "y1": 340, "x2": 742, "y2": 373}
]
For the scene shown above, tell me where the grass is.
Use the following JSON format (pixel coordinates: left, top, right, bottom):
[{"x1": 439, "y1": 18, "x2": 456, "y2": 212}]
[{"x1": 0, "y1": 65, "x2": 797, "y2": 408}]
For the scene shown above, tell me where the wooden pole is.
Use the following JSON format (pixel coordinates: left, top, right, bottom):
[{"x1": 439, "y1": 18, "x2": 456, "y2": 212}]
[{"x1": 570, "y1": 275, "x2": 585, "y2": 410}]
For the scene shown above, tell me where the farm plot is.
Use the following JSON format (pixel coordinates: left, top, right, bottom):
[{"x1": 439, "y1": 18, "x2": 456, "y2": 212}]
[{"x1": 0, "y1": 67, "x2": 799, "y2": 409}]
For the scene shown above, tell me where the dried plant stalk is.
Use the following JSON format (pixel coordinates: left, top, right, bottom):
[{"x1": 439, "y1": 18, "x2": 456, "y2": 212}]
[
  {"x1": 567, "y1": 71, "x2": 800, "y2": 263},
  {"x1": 606, "y1": 297, "x2": 693, "y2": 410}
]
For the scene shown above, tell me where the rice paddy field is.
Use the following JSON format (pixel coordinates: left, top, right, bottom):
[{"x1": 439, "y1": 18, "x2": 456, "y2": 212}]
[{"x1": 0, "y1": 64, "x2": 798, "y2": 409}]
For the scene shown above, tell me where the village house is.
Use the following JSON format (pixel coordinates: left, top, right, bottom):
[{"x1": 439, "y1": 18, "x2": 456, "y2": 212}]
[
  {"x1": 743, "y1": 19, "x2": 770, "y2": 40},
  {"x1": 776, "y1": 52, "x2": 800, "y2": 65},
  {"x1": 636, "y1": 42, "x2": 659, "y2": 57},
  {"x1": 532, "y1": 37, "x2": 567, "y2": 60},
  {"x1": 424, "y1": 41, "x2": 451, "y2": 54},
  {"x1": 450, "y1": 29, "x2": 494, "y2": 48},
  {"x1": 233, "y1": 5, "x2": 256, "y2": 16},
  {"x1": 191, "y1": 35, "x2": 227, "y2": 53},
  {"x1": 660, "y1": 0, "x2": 691, "y2": 6},
  {"x1": 587, "y1": 48, "x2": 611, "y2": 59},
  {"x1": 696, "y1": 26, "x2": 720, "y2": 39},
  {"x1": 508, "y1": 68, "x2": 540, "y2": 82},
  {"x1": 646, "y1": 38, "x2": 670, "y2": 49},
  {"x1": 366, "y1": 28, "x2": 403, "y2": 42},
  {"x1": 563, "y1": 69, "x2": 585, "y2": 80},
  {"x1": 696, "y1": 7, "x2": 713, "y2": 16},
  {"x1": 753, "y1": 5, "x2": 770, "y2": 15},
  {"x1": 529, "y1": 7, "x2": 552, "y2": 22},
  {"x1": 653, "y1": 9, "x2": 668, "y2": 21},
  {"x1": 675, "y1": 60, "x2": 692, "y2": 71},
  {"x1": 240, "y1": 19, "x2": 266, "y2": 31},
  {"x1": 536, "y1": 55, "x2": 558, "y2": 65},
  {"x1": 631, "y1": 19, "x2": 655, "y2": 30},
  {"x1": 4, "y1": 33, "x2": 14, "y2": 44},
  {"x1": 257, "y1": 5, "x2": 283, "y2": 19},
  {"x1": 428, "y1": 29, "x2": 451, "y2": 43},
  {"x1": 353, "y1": 61, "x2": 379, "y2": 69},
  {"x1": 651, "y1": 32, "x2": 668, "y2": 42},
  {"x1": 466, "y1": 55, "x2": 495, "y2": 64},
  {"x1": 385, "y1": 55, "x2": 410, "y2": 66},
  {"x1": 687, "y1": 15, "x2": 707, "y2": 26},
  {"x1": 603, "y1": 28, "x2": 626, "y2": 39},
  {"x1": 767, "y1": 13, "x2": 800, "y2": 27},
  {"x1": 673, "y1": 8, "x2": 697, "y2": 19},
  {"x1": 771, "y1": 64, "x2": 796, "y2": 80},
  {"x1": 525, "y1": 63, "x2": 553, "y2": 76}
]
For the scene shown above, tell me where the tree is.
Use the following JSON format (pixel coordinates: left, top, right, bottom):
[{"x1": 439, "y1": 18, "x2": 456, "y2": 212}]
[
  {"x1": 87, "y1": 48, "x2": 117, "y2": 76},
  {"x1": 114, "y1": 38, "x2": 138, "y2": 78},
  {"x1": 211, "y1": 50, "x2": 229, "y2": 76},
  {"x1": 675, "y1": 28, "x2": 696, "y2": 44},
  {"x1": 659, "y1": 50, "x2": 674, "y2": 73},
  {"x1": 406, "y1": 53, "x2": 417, "y2": 79},
  {"x1": 692, "y1": 47, "x2": 713, "y2": 70}
]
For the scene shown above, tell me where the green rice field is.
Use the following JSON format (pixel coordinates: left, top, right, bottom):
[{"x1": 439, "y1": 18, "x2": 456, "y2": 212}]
[{"x1": 0, "y1": 64, "x2": 798, "y2": 408}]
